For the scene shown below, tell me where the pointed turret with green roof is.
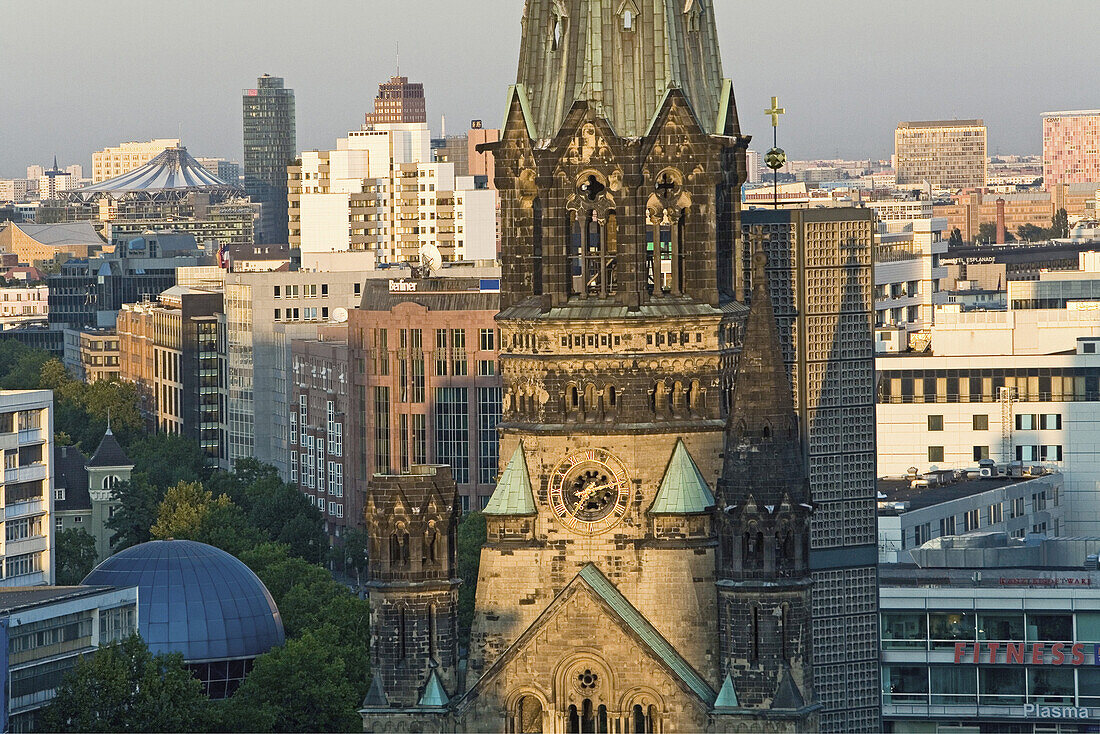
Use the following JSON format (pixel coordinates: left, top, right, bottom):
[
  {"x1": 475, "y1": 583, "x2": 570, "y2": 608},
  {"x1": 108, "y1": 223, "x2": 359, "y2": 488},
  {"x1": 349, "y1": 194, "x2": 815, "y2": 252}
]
[{"x1": 483, "y1": 444, "x2": 536, "y2": 516}]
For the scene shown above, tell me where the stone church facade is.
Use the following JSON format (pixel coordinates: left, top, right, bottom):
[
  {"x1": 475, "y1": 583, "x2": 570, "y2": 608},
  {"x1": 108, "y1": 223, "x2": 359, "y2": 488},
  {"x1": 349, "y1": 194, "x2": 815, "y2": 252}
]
[{"x1": 362, "y1": 1, "x2": 822, "y2": 731}]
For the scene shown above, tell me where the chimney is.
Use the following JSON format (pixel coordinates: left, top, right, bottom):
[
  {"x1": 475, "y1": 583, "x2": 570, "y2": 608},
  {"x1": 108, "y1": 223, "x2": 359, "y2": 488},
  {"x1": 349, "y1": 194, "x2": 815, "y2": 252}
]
[{"x1": 996, "y1": 198, "x2": 1006, "y2": 244}]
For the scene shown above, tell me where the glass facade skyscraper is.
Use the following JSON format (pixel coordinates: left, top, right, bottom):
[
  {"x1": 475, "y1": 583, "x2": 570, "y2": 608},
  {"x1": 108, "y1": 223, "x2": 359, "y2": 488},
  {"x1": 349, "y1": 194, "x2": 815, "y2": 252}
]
[{"x1": 243, "y1": 74, "x2": 295, "y2": 244}]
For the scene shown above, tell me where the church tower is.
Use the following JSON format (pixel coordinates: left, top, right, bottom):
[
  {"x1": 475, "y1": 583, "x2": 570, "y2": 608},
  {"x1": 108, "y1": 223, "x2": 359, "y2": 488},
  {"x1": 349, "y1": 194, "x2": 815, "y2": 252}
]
[
  {"x1": 713, "y1": 246, "x2": 817, "y2": 729},
  {"x1": 361, "y1": 466, "x2": 461, "y2": 730},
  {"x1": 363, "y1": 3, "x2": 820, "y2": 732}
]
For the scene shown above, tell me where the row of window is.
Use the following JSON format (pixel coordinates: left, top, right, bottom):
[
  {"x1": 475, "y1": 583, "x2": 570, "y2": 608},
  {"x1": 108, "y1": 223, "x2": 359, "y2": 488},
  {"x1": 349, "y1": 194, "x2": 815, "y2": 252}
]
[
  {"x1": 926, "y1": 413, "x2": 1062, "y2": 431},
  {"x1": 884, "y1": 664, "x2": 1100, "y2": 707},
  {"x1": 882, "y1": 609, "x2": 1088, "y2": 648},
  {"x1": 926, "y1": 445, "x2": 1063, "y2": 462}
]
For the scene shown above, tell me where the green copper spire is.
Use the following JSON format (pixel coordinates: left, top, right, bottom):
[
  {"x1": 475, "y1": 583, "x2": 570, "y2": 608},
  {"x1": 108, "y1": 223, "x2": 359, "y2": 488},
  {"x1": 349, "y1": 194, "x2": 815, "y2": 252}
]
[
  {"x1": 417, "y1": 669, "x2": 450, "y2": 708},
  {"x1": 650, "y1": 439, "x2": 715, "y2": 514},
  {"x1": 484, "y1": 444, "x2": 537, "y2": 516},
  {"x1": 714, "y1": 673, "x2": 740, "y2": 708},
  {"x1": 517, "y1": 0, "x2": 733, "y2": 138}
]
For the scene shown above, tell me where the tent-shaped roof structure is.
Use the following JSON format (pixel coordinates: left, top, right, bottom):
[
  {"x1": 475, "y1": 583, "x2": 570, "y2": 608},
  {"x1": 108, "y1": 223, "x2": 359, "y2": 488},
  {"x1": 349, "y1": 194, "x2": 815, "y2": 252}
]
[{"x1": 69, "y1": 146, "x2": 242, "y2": 201}]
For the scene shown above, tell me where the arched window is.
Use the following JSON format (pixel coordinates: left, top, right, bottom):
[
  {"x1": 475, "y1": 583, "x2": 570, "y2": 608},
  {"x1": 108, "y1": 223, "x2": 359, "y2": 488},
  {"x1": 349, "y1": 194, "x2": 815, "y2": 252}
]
[
  {"x1": 103, "y1": 475, "x2": 120, "y2": 490},
  {"x1": 398, "y1": 606, "x2": 407, "y2": 659},
  {"x1": 389, "y1": 533, "x2": 401, "y2": 564},
  {"x1": 751, "y1": 605, "x2": 760, "y2": 661},
  {"x1": 516, "y1": 696, "x2": 544, "y2": 734},
  {"x1": 428, "y1": 603, "x2": 437, "y2": 662}
]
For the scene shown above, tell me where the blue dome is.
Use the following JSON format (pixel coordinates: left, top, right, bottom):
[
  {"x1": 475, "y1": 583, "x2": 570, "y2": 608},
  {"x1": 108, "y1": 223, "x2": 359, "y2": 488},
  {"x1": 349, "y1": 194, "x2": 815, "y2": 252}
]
[{"x1": 83, "y1": 540, "x2": 284, "y2": 662}]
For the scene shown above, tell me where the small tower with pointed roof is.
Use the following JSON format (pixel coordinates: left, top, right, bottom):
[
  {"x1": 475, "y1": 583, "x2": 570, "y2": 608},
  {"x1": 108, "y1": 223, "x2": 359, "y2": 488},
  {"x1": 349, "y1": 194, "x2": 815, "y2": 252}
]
[
  {"x1": 713, "y1": 245, "x2": 816, "y2": 727},
  {"x1": 360, "y1": 464, "x2": 460, "y2": 730},
  {"x1": 85, "y1": 424, "x2": 134, "y2": 559}
]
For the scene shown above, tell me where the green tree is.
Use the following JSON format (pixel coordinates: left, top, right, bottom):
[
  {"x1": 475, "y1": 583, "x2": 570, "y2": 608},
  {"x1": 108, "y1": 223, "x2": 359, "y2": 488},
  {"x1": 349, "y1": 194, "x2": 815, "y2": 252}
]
[
  {"x1": 151, "y1": 481, "x2": 212, "y2": 539},
  {"x1": 457, "y1": 511, "x2": 486, "y2": 645},
  {"x1": 150, "y1": 481, "x2": 262, "y2": 557},
  {"x1": 1017, "y1": 223, "x2": 1047, "y2": 242},
  {"x1": 40, "y1": 634, "x2": 210, "y2": 733},
  {"x1": 241, "y1": 542, "x2": 371, "y2": 697},
  {"x1": 976, "y1": 222, "x2": 1015, "y2": 244},
  {"x1": 338, "y1": 528, "x2": 371, "y2": 583},
  {"x1": 224, "y1": 629, "x2": 361, "y2": 733},
  {"x1": 1052, "y1": 207, "x2": 1070, "y2": 238},
  {"x1": 948, "y1": 228, "x2": 963, "y2": 247},
  {"x1": 127, "y1": 433, "x2": 209, "y2": 490},
  {"x1": 0, "y1": 343, "x2": 50, "y2": 390},
  {"x1": 106, "y1": 477, "x2": 164, "y2": 551},
  {"x1": 55, "y1": 528, "x2": 98, "y2": 585}
]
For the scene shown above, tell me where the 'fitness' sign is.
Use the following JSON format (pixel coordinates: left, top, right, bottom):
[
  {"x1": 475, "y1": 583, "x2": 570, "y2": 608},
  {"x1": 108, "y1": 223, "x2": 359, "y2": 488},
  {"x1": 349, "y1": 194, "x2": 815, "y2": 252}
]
[{"x1": 954, "y1": 642, "x2": 1099, "y2": 665}]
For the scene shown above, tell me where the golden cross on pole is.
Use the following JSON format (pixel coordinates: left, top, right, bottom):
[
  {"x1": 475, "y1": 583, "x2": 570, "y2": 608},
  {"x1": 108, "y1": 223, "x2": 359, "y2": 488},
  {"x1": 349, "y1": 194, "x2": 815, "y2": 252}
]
[{"x1": 765, "y1": 96, "x2": 785, "y2": 128}]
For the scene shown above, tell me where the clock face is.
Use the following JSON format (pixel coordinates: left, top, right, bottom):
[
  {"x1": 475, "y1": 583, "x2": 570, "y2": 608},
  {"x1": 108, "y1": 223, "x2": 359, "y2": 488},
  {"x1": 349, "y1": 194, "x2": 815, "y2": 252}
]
[{"x1": 549, "y1": 448, "x2": 631, "y2": 535}]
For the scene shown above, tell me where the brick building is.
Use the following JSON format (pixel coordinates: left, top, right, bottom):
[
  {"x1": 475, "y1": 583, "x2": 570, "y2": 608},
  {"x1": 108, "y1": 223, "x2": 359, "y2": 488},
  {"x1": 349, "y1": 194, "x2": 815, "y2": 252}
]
[
  {"x1": 289, "y1": 325, "x2": 351, "y2": 542},
  {"x1": 349, "y1": 275, "x2": 501, "y2": 510}
]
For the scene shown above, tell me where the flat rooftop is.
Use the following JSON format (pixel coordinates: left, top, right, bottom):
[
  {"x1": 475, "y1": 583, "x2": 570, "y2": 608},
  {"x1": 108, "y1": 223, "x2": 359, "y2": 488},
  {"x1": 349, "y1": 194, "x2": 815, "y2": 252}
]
[
  {"x1": 0, "y1": 585, "x2": 127, "y2": 614},
  {"x1": 897, "y1": 119, "x2": 984, "y2": 128},
  {"x1": 878, "y1": 474, "x2": 1052, "y2": 512}
]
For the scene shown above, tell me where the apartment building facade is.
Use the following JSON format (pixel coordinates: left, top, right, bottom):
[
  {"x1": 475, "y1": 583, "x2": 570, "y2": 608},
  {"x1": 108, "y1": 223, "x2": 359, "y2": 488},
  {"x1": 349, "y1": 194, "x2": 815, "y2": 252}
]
[
  {"x1": 287, "y1": 123, "x2": 496, "y2": 266},
  {"x1": 289, "y1": 326, "x2": 352, "y2": 541},
  {"x1": 91, "y1": 139, "x2": 181, "y2": 183},
  {"x1": 0, "y1": 390, "x2": 53, "y2": 587}
]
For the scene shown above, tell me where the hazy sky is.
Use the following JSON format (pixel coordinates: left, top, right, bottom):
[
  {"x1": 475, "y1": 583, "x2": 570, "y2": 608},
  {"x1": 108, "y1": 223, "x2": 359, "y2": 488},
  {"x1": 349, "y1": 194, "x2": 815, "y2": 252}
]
[{"x1": 2, "y1": 0, "x2": 1097, "y2": 177}]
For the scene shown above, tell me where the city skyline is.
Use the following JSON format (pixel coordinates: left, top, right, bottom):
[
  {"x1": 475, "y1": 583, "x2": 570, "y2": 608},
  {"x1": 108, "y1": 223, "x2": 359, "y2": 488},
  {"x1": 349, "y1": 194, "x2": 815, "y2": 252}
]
[{"x1": 2, "y1": 0, "x2": 1098, "y2": 177}]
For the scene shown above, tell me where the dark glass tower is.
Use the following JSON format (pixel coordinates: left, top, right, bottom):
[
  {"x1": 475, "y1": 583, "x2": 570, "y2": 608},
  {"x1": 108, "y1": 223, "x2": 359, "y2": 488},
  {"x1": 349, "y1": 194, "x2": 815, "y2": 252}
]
[{"x1": 243, "y1": 74, "x2": 296, "y2": 244}]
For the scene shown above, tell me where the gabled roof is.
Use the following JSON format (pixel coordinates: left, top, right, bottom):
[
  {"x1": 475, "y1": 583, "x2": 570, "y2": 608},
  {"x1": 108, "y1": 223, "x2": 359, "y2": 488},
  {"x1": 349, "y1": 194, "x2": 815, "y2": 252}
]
[
  {"x1": 87, "y1": 428, "x2": 132, "y2": 469},
  {"x1": 650, "y1": 439, "x2": 715, "y2": 514},
  {"x1": 577, "y1": 565, "x2": 715, "y2": 704},
  {"x1": 483, "y1": 444, "x2": 536, "y2": 516},
  {"x1": 417, "y1": 669, "x2": 450, "y2": 708}
]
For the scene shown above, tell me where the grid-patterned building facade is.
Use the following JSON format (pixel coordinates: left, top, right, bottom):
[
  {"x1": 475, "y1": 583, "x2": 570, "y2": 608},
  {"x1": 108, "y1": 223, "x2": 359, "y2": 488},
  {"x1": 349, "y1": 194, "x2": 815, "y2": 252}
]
[
  {"x1": 1043, "y1": 109, "x2": 1100, "y2": 190},
  {"x1": 895, "y1": 119, "x2": 987, "y2": 190},
  {"x1": 743, "y1": 208, "x2": 880, "y2": 732}
]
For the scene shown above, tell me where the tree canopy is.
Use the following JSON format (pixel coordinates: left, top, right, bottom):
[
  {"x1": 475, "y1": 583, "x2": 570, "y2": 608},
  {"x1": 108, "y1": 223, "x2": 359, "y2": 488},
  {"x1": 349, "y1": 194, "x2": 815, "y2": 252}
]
[
  {"x1": 55, "y1": 528, "x2": 98, "y2": 585},
  {"x1": 40, "y1": 635, "x2": 210, "y2": 733}
]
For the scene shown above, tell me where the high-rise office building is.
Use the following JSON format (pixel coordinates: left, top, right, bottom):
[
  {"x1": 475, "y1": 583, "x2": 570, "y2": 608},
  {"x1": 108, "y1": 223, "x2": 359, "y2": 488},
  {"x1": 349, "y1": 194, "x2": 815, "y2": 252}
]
[
  {"x1": 895, "y1": 119, "x2": 987, "y2": 190},
  {"x1": 363, "y1": 76, "x2": 426, "y2": 127},
  {"x1": 348, "y1": 274, "x2": 502, "y2": 512},
  {"x1": 742, "y1": 208, "x2": 880, "y2": 731},
  {"x1": 1043, "y1": 109, "x2": 1100, "y2": 190},
  {"x1": 116, "y1": 286, "x2": 227, "y2": 462},
  {"x1": 243, "y1": 74, "x2": 296, "y2": 244}
]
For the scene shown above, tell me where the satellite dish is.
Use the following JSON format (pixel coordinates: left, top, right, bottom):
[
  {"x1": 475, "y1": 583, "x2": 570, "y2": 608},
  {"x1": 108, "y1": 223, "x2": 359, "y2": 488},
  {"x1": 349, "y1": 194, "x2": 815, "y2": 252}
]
[
  {"x1": 418, "y1": 243, "x2": 443, "y2": 275},
  {"x1": 332, "y1": 307, "x2": 349, "y2": 323}
]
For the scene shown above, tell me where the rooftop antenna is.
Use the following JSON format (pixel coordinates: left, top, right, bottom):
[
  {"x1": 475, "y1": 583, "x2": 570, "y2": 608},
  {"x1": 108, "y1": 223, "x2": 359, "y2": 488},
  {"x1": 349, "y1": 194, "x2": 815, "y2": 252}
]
[{"x1": 106, "y1": 407, "x2": 112, "y2": 434}]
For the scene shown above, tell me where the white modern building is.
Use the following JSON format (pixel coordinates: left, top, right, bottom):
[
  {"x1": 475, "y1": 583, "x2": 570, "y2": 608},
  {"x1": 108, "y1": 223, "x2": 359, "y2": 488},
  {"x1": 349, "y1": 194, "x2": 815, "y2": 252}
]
[
  {"x1": 0, "y1": 285, "x2": 47, "y2": 330},
  {"x1": 0, "y1": 390, "x2": 54, "y2": 587},
  {"x1": 877, "y1": 473, "x2": 1063, "y2": 564},
  {"x1": 0, "y1": 179, "x2": 36, "y2": 203},
  {"x1": 880, "y1": 542, "x2": 1100, "y2": 732},
  {"x1": 289, "y1": 123, "x2": 497, "y2": 267},
  {"x1": 874, "y1": 216, "x2": 949, "y2": 350},
  {"x1": 878, "y1": 258, "x2": 1100, "y2": 535}
]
